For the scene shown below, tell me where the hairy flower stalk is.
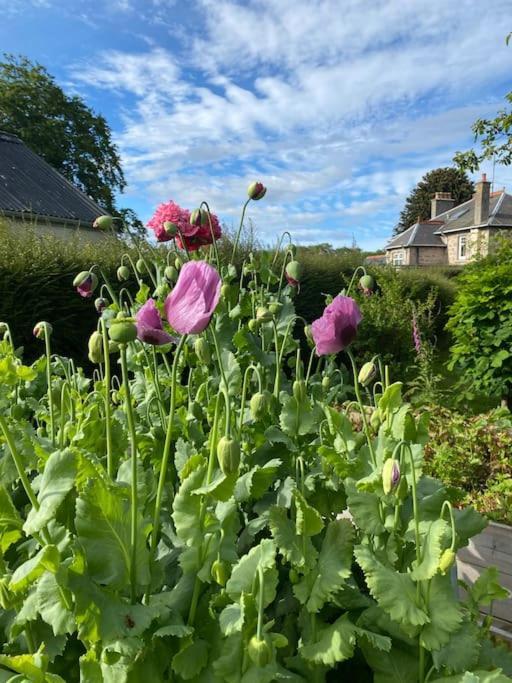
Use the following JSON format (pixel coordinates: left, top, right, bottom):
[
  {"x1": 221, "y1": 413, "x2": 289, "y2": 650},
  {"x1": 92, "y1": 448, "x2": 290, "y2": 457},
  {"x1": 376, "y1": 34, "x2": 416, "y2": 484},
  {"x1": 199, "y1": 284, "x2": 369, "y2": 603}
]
[
  {"x1": 101, "y1": 318, "x2": 114, "y2": 478},
  {"x1": 412, "y1": 312, "x2": 422, "y2": 354}
]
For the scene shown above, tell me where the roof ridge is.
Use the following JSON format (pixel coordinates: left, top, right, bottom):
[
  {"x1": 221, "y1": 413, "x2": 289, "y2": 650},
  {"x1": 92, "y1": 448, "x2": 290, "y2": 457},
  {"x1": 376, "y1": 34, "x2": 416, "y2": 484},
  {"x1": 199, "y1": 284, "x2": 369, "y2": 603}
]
[
  {"x1": 406, "y1": 222, "x2": 420, "y2": 247},
  {"x1": 0, "y1": 131, "x2": 22, "y2": 143}
]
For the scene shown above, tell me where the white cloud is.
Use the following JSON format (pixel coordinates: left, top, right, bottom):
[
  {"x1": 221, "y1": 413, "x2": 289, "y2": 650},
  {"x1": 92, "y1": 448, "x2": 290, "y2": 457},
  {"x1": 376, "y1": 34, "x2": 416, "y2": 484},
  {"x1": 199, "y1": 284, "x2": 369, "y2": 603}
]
[{"x1": 70, "y1": 0, "x2": 512, "y2": 247}]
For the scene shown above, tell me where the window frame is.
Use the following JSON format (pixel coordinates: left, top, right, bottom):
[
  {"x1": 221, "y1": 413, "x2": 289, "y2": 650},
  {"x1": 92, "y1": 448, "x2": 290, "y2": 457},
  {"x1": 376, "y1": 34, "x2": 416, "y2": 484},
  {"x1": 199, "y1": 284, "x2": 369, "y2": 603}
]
[
  {"x1": 458, "y1": 234, "x2": 468, "y2": 260},
  {"x1": 392, "y1": 250, "x2": 404, "y2": 266}
]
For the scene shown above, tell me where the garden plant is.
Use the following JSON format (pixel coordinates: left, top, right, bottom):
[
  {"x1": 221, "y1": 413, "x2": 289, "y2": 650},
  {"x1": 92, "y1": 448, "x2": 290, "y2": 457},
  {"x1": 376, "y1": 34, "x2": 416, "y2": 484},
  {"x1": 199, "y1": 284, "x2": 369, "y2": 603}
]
[{"x1": 0, "y1": 184, "x2": 510, "y2": 683}]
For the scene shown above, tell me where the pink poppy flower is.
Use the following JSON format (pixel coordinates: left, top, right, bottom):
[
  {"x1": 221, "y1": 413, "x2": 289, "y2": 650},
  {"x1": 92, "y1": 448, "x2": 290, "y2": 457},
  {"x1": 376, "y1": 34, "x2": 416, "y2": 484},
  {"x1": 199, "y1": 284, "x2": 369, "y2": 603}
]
[
  {"x1": 311, "y1": 296, "x2": 362, "y2": 356},
  {"x1": 176, "y1": 212, "x2": 222, "y2": 252},
  {"x1": 164, "y1": 261, "x2": 221, "y2": 334},
  {"x1": 136, "y1": 299, "x2": 177, "y2": 345},
  {"x1": 73, "y1": 271, "x2": 98, "y2": 299},
  {"x1": 147, "y1": 201, "x2": 194, "y2": 243}
]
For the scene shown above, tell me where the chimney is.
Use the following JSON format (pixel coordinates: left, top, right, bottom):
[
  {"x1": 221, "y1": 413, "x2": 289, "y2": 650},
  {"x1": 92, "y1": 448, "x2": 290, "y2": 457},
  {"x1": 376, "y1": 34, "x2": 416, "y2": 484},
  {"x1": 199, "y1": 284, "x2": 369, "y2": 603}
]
[
  {"x1": 474, "y1": 173, "x2": 491, "y2": 225},
  {"x1": 431, "y1": 192, "x2": 455, "y2": 218}
]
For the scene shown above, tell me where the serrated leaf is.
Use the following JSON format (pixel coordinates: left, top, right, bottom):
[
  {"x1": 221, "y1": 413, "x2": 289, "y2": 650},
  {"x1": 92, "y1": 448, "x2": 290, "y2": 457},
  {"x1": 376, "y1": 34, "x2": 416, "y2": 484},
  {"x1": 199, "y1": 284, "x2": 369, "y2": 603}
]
[
  {"x1": 279, "y1": 395, "x2": 315, "y2": 436},
  {"x1": 411, "y1": 519, "x2": 448, "y2": 581},
  {"x1": 172, "y1": 638, "x2": 209, "y2": 681},
  {"x1": 10, "y1": 545, "x2": 60, "y2": 593},
  {"x1": 432, "y1": 620, "x2": 481, "y2": 674},
  {"x1": 226, "y1": 539, "x2": 276, "y2": 604},
  {"x1": 300, "y1": 614, "x2": 356, "y2": 665},
  {"x1": 24, "y1": 449, "x2": 77, "y2": 536},
  {"x1": 420, "y1": 574, "x2": 462, "y2": 651},
  {"x1": 346, "y1": 480, "x2": 385, "y2": 535},
  {"x1": 173, "y1": 460, "x2": 207, "y2": 549},
  {"x1": 294, "y1": 519, "x2": 354, "y2": 612},
  {"x1": 0, "y1": 484, "x2": 22, "y2": 552},
  {"x1": 269, "y1": 506, "x2": 317, "y2": 569},
  {"x1": 469, "y1": 566, "x2": 509, "y2": 606},
  {"x1": 219, "y1": 599, "x2": 245, "y2": 636},
  {"x1": 355, "y1": 545, "x2": 429, "y2": 628},
  {"x1": 293, "y1": 489, "x2": 323, "y2": 537},
  {"x1": 359, "y1": 639, "x2": 419, "y2": 683},
  {"x1": 36, "y1": 571, "x2": 74, "y2": 636}
]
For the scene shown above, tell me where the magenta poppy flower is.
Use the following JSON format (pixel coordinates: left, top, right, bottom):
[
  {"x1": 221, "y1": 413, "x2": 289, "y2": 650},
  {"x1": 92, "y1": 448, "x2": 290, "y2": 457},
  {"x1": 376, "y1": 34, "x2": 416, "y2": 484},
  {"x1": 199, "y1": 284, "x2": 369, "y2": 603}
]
[
  {"x1": 147, "y1": 200, "x2": 193, "y2": 243},
  {"x1": 73, "y1": 271, "x2": 98, "y2": 299},
  {"x1": 136, "y1": 299, "x2": 177, "y2": 345},
  {"x1": 164, "y1": 261, "x2": 221, "y2": 334},
  {"x1": 311, "y1": 296, "x2": 362, "y2": 356}
]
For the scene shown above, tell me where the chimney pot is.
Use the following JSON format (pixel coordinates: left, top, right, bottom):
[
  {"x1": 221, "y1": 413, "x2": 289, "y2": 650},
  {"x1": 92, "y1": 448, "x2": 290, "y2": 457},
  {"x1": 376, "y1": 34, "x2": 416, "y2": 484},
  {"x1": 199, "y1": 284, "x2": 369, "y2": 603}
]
[{"x1": 431, "y1": 192, "x2": 455, "y2": 218}]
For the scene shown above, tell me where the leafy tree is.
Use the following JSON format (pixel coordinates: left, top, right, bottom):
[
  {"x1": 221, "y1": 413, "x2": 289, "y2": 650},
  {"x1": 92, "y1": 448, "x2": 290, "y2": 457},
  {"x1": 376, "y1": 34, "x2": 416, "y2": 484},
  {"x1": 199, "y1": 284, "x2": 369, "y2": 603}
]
[
  {"x1": 395, "y1": 167, "x2": 474, "y2": 234},
  {"x1": 0, "y1": 54, "x2": 143, "y2": 233}
]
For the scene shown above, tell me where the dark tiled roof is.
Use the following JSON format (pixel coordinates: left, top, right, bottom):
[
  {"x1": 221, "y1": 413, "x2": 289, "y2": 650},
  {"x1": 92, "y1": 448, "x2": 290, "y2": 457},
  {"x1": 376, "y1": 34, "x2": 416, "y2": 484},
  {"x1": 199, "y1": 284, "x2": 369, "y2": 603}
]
[
  {"x1": 433, "y1": 191, "x2": 512, "y2": 234},
  {"x1": 0, "y1": 131, "x2": 105, "y2": 226},
  {"x1": 386, "y1": 220, "x2": 445, "y2": 249}
]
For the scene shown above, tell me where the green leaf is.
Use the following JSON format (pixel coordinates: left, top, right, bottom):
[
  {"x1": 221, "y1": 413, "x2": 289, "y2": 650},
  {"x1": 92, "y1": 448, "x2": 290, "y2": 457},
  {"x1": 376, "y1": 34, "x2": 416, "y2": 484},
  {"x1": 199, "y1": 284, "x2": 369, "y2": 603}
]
[
  {"x1": 432, "y1": 620, "x2": 481, "y2": 674},
  {"x1": 226, "y1": 539, "x2": 276, "y2": 604},
  {"x1": 411, "y1": 519, "x2": 448, "y2": 581},
  {"x1": 9, "y1": 545, "x2": 60, "y2": 594},
  {"x1": 469, "y1": 566, "x2": 509, "y2": 606},
  {"x1": 220, "y1": 350, "x2": 242, "y2": 397},
  {"x1": 35, "y1": 571, "x2": 74, "y2": 636},
  {"x1": 420, "y1": 575, "x2": 462, "y2": 651},
  {"x1": 293, "y1": 489, "x2": 324, "y2": 537},
  {"x1": 0, "y1": 484, "x2": 22, "y2": 552},
  {"x1": 279, "y1": 395, "x2": 315, "y2": 436},
  {"x1": 359, "y1": 640, "x2": 419, "y2": 683},
  {"x1": 294, "y1": 519, "x2": 354, "y2": 612},
  {"x1": 0, "y1": 652, "x2": 64, "y2": 683},
  {"x1": 268, "y1": 505, "x2": 317, "y2": 569},
  {"x1": 172, "y1": 638, "x2": 209, "y2": 681},
  {"x1": 75, "y1": 478, "x2": 150, "y2": 591},
  {"x1": 219, "y1": 599, "x2": 245, "y2": 636},
  {"x1": 355, "y1": 545, "x2": 429, "y2": 629},
  {"x1": 346, "y1": 480, "x2": 385, "y2": 535},
  {"x1": 378, "y1": 383, "x2": 403, "y2": 414},
  {"x1": 300, "y1": 614, "x2": 356, "y2": 666},
  {"x1": 24, "y1": 449, "x2": 77, "y2": 536},
  {"x1": 173, "y1": 459, "x2": 207, "y2": 550}
]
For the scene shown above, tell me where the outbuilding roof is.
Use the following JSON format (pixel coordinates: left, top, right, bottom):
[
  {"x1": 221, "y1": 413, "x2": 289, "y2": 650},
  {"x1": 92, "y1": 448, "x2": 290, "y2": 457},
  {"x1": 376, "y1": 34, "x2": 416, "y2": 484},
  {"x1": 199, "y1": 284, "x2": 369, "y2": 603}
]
[
  {"x1": 386, "y1": 220, "x2": 446, "y2": 249},
  {"x1": 0, "y1": 131, "x2": 105, "y2": 227}
]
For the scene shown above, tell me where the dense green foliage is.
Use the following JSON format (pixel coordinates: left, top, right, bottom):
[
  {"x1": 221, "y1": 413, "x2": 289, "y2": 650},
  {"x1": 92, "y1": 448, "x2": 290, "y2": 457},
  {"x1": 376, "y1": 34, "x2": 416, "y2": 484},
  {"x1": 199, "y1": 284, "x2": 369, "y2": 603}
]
[
  {"x1": 0, "y1": 238, "x2": 509, "y2": 682},
  {"x1": 447, "y1": 241, "x2": 512, "y2": 404},
  {"x1": 424, "y1": 408, "x2": 512, "y2": 525},
  {"x1": 396, "y1": 167, "x2": 474, "y2": 234}
]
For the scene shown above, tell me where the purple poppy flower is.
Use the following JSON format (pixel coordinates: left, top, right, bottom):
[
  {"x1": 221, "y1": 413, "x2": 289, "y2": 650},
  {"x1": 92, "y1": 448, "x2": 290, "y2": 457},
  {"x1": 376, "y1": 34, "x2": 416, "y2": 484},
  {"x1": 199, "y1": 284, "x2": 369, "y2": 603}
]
[
  {"x1": 73, "y1": 271, "x2": 98, "y2": 299},
  {"x1": 136, "y1": 299, "x2": 177, "y2": 345},
  {"x1": 164, "y1": 261, "x2": 221, "y2": 334},
  {"x1": 311, "y1": 296, "x2": 362, "y2": 356}
]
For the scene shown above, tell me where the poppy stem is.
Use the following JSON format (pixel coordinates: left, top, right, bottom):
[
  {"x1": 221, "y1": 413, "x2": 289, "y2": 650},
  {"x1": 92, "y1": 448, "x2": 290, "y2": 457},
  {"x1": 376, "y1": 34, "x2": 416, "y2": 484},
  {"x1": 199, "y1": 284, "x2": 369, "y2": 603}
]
[
  {"x1": 231, "y1": 198, "x2": 251, "y2": 263},
  {"x1": 44, "y1": 324, "x2": 55, "y2": 447},
  {"x1": 346, "y1": 349, "x2": 377, "y2": 467},
  {"x1": 101, "y1": 318, "x2": 114, "y2": 478}
]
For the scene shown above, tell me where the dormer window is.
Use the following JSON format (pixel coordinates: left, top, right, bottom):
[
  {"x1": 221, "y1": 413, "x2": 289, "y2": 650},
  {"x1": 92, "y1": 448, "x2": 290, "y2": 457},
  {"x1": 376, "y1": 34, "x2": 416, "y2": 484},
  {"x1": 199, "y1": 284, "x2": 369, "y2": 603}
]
[{"x1": 458, "y1": 234, "x2": 467, "y2": 260}]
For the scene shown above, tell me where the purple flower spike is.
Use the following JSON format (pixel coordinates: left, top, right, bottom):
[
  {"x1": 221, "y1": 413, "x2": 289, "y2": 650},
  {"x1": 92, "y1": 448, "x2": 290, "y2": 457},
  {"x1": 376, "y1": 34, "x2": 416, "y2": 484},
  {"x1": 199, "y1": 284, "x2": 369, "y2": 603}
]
[
  {"x1": 311, "y1": 296, "x2": 362, "y2": 356},
  {"x1": 164, "y1": 261, "x2": 221, "y2": 335},
  {"x1": 136, "y1": 298, "x2": 177, "y2": 345}
]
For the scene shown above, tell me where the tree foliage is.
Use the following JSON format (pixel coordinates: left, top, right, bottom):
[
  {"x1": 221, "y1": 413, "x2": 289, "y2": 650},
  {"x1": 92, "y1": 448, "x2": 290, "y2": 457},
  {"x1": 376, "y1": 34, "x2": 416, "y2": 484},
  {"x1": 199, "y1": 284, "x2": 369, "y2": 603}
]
[
  {"x1": 396, "y1": 167, "x2": 474, "y2": 234},
  {"x1": 0, "y1": 54, "x2": 131, "y2": 221}
]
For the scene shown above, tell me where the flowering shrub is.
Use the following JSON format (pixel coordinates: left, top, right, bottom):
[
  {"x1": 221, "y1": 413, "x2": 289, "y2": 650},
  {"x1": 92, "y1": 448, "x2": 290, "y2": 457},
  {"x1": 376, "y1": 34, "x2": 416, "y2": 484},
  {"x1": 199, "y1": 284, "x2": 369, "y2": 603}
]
[{"x1": 0, "y1": 186, "x2": 510, "y2": 682}]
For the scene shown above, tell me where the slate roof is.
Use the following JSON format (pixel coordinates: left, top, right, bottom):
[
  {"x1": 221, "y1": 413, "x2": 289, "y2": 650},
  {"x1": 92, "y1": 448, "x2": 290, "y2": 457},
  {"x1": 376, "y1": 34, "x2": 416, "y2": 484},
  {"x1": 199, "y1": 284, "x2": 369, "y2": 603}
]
[
  {"x1": 432, "y1": 191, "x2": 512, "y2": 234},
  {"x1": 386, "y1": 220, "x2": 445, "y2": 249},
  {"x1": 0, "y1": 131, "x2": 105, "y2": 227}
]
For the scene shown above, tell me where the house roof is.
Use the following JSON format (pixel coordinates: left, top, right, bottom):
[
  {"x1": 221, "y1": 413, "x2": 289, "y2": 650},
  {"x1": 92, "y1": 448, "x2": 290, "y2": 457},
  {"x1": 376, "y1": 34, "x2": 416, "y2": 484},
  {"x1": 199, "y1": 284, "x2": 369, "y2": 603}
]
[
  {"x1": 431, "y1": 191, "x2": 512, "y2": 234},
  {"x1": 386, "y1": 220, "x2": 446, "y2": 249},
  {"x1": 0, "y1": 131, "x2": 106, "y2": 227}
]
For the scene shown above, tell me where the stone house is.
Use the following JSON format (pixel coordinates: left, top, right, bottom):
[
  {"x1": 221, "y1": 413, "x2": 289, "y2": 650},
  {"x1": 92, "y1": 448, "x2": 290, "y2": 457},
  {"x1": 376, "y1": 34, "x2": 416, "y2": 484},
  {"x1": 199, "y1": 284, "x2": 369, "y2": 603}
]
[
  {"x1": 0, "y1": 130, "x2": 108, "y2": 241},
  {"x1": 385, "y1": 175, "x2": 512, "y2": 266}
]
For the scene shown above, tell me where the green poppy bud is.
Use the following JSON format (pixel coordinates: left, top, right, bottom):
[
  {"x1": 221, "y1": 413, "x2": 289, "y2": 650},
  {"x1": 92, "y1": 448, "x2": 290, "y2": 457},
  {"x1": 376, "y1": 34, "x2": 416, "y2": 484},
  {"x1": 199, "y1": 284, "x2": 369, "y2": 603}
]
[
  {"x1": 190, "y1": 208, "x2": 209, "y2": 226},
  {"x1": 438, "y1": 549, "x2": 456, "y2": 575},
  {"x1": 358, "y1": 361, "x2": 377, "y2": 387},
  {"x1": 111, "y1": 390, "x2": 121, "y2": 406},
  {"x1": 221, "y1": 283, "x2": 231, "y2": 299},
  {"x1": 248, "y1": 280, "x2": 257, "y2": 291},
  {"x1": 248, "y1": 319, "x2": 260, "y2": 333},
  {"x1": 117, "y1": 265, "x2": 130, "y2": 282},
  {"x1": 211, "y1": 559, "x2": 229, "y2": 586},
  {"x1": 322, "y1": 375, "x2": 330, "y2": 390},
  {"x1": 93, "y1": 215, "x2": 113, "y2": 230},
  {"x1": 248, "y1": 635, "x2": 273, "y2": 667},
  {"x1": 154, "y1": 284, "x2": 168, "y2": 298},
  {"x1": 163, "y1": 221, "x2": 178, "y2": 237},
  {"x1": 108, "y1": 319, "x2": 137, "y2": 344},
  {"x1": 88, "y1": 331, "x2": 104, "y2": 364},
  {"x1": 217, "y1": 436, "x2": 240, "y2": 475},
  {"x1": 247, "y1": 181, "x2": 267, "y2": 201},
  {"x1": 269, "y1": 302, "x2": 282, "y2": 315},
  {"x1": 250, "y1": 392, "x2": 267, "y2": 420},
  {"x1": 285, "y1": 261, "x2": 302, "y2": 287},
  {"x1": 33, "y1": 321, "x2": 52, "y2": 340},
  {"x1": 359, "y1": 274, "x2": 376, "y2": 295},
  {"x1": 175, "y1": 256, "x2": 183, "y2": 270},
  {"x1": 136, "y1": 258, "x2": 146, "y2": 273},
  {"x1": 164, "y1": 265, "x2": 178, "y2": 282},
  {"x1": 0, "y1": 322, "x2": 8, "y2": 335},
  {"x1": 73, "y1": 270, "x2": 91, "y2": 288},
  {"x1": 304, "y1": 324, "x2": 314, "y2": 347},
  {"x1": 370, "y1": 410, "x2": 381, "y2": 431},
  {"x1": 256, "y1": 306, "x2": 272, "y2": 323},
  {"x1": 382, "y1": 458, "x2": 401, "y2": 495},
  {"x1": 293, "y1": 379, "x2": 307, "y2": 403},
  {"x1": 94, "y1": 297, "x2": 108, "y2": 314},
  {"x1": 194, "y1": 337, "x2": 211, "y2": 365}
]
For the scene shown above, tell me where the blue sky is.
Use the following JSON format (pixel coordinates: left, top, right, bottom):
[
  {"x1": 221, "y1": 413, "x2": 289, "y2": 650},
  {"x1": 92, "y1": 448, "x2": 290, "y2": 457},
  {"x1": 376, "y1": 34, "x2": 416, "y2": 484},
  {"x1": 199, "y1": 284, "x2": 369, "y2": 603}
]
[{"x1": 1, "y1": 0, "x2": 512, "y2": 250}]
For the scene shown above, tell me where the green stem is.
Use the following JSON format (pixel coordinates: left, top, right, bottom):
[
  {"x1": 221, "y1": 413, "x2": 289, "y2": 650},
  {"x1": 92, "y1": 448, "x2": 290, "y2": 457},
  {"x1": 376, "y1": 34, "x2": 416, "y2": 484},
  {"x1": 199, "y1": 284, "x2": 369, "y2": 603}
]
[
  {"x1": 150, "y1": 335, "x2": 187, "y2": 554},
  {"x1": 256, "y1": 566, "x2": 265, "y2": 640},
  {"x1": 344, "y1": 265, "x2": 367, "y2": 296},
  {"x1": 120, "y1": 344, "x2": 139, "y2": 603},
  {"x1": 276, "y1": 248, "x2": 294, "y2": 301},
  {"x1": 210, "y1": 328, "x2": 232, "y2": 436},
  {"x1": 346, "y1": 349, "x2": 377, "y2": 467},
  {"x1": 239, "y1": 365, "x2": 263, "y2": 433},
  {"x1": 200, "y1": 201, "x2": 221, "y2": 270},
  {"x1": 305, "y1": 346, "x2": 316, "y2": 385},
  {"x1": 274, "y1": 315, "x2": 297, "y2": 397},
  {"x1": 44, "y1": 326, "x2": 55, "y2": 447},
  {"x1": 231, "y1": 198, "x2": 251, "y2": 263},
  {"x1": 151, "y1": 347, "x2": 167, "y2": 429},
  {"x1": 441, "y1": 500, "x2": 457, "y2": 551},
  {"x1": 101, "y1": 319, "x2": 114, "y2": 478}
]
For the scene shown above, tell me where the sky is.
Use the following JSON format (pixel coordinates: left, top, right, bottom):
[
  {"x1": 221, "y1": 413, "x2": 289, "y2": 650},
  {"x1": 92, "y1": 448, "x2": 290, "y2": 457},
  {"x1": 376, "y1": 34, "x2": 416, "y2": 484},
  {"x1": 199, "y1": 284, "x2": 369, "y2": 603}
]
[{"x1": 1, "y1": 0, "x2": 512, "y2": 250}]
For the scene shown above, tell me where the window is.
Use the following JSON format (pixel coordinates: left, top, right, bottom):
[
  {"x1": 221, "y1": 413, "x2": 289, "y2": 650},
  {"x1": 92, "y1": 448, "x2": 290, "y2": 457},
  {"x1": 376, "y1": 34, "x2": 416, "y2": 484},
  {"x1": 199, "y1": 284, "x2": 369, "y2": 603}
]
[
  {"x1": 392, "y1": 250, "x2": 404, "y2": 266},
  {"x1": 458, "y1": 234, "x2": 467, "y2": 260}
]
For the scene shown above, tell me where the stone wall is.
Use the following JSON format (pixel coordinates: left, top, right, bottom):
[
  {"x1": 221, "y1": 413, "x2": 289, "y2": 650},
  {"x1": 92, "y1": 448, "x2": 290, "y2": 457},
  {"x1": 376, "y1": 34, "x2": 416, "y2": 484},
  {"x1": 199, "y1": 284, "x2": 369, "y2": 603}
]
[{"x1": 417, "y1": 247, "x2": 447, "y2": 266}]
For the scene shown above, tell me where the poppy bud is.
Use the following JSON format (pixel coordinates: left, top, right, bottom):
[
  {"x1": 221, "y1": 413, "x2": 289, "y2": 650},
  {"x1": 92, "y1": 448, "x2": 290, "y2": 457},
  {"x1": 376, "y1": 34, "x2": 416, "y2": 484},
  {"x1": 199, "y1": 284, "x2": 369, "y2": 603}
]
[
  {"x1": 73, "y1": 271, "x2": 98, "y2": 298},
  {"x1": 358, "y1": 361, "x2": 377, "y2": 387},
  {"x1": 438, "y1": 549, "x2": 456, "y2": 575},
  {"x1": 93, "y1": 215, "x2": 113, "y2": 230},
  {"x1": 94, "y1": 297, "x2": 108, "y2": 314},
  {"x1": 211, "y1": 559, "x2": 229, "y2": 586},
  {"x1": 163, "y1": 221, "x2": 178, "y2": 237},
  {"x1": 88, "y1": 331, "x2": 104, "y2": 364},
  {"x1": 248, "y1": 319, "x2": 260, "y2": 333},
  {"x1": 322, "y1": 375, "x2": 330, "y2": 390},
  {"x1": 0, "y1": 322, "x2": 8, "y2": 336},
  {"x1": 217, "y1": 436, "x2": 240, "y2": 475},
  {"x1": 164, "y1": 265, "x2": 178, "y2": 282},
  {"x1": 154, "y1": 284, "x2": 168, "y2": 299},
  {"x1": 256, "y1": 307, "x2": 272, "y2": 323},
  {"x1": 136, "y1": 258, "x2": 146, "y2": 273},
  {"x1": 285, "y1": 261, "x2": 302, "y2": 287},
  {"x1": 194, "y1": 337, "x2": 211, "y2": 365},
  {"x1": 269, "y1": 302, "x2": 282, "y2": 315},
  {"x1": 108, "y1": 318, "x2": 137, "y2": 344},
  {"x1": 117, "y1": 265, "x2": 130, "y2": 282},
  {"x1": 304, "y1": 324, "x2": 314, "y2": 347},
  {"x1": 221, "y1": 283, "x2": 232, "y2": 299},
  {"x1": 33, "y1": 321, "x2": 52, "y2": 340},
  {"x1": 190, "y1": 208, "x2": 208, "y2": 227},
  {"x1": 382, "y1": 458, "x2": 400, "y2": 495},
  {"x1": 247, "y1": 181, "x2": 267, "y2": 201},
  {"x1": 248, "y1": 635, "x2": 273, "y2": 667},
  {"x1": 175, "y1": 257, "x2": 183, "y2": 270},
  {"x1": 359, "y1": 274, "x2": 376, "y2": 296},
  {"x1": 250, "y1": 392, "x2": 267, "y2": 420},
  {"x1": 111, "y1": 390, "x2": 121, "y2": 405},
  {"x1": 293, "y1": 379, "x2": 307, "y2": 403}
]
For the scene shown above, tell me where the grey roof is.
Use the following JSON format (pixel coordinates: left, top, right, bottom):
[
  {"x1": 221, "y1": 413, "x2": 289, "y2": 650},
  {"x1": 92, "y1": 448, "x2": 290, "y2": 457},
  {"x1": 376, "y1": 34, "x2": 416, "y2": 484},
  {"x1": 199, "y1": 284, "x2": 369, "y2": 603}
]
[
  {"x1": 433, "y1": 191, "x2": 512, "y2": 234},
  {"x1": 0, "y1": 131, "x2": 105, "y2": 227},
  {"x1": 386, "y1": 220, "x2": 446, "y2": 249}
]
